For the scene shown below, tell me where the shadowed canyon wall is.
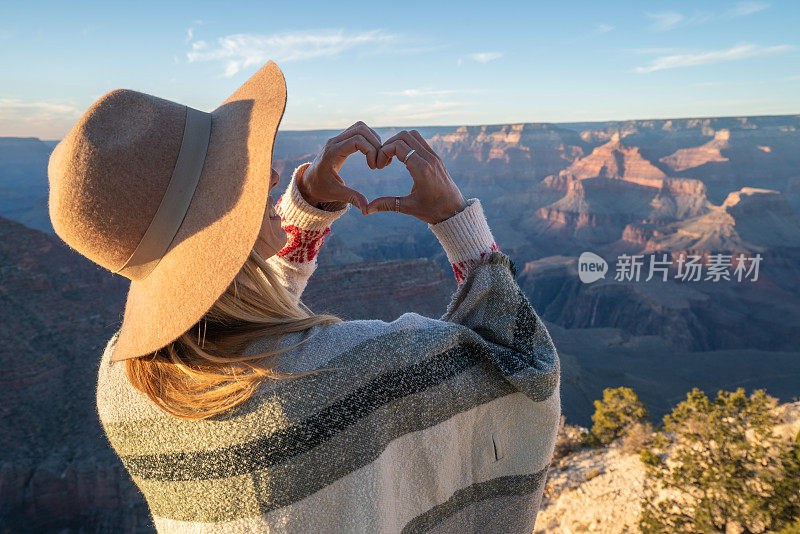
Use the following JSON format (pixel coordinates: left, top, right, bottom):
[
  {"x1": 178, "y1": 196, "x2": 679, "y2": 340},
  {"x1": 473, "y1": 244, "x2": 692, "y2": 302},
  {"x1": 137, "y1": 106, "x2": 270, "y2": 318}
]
[{"x1": 1, "y1": 114, "x2": 799, "y2": 531}]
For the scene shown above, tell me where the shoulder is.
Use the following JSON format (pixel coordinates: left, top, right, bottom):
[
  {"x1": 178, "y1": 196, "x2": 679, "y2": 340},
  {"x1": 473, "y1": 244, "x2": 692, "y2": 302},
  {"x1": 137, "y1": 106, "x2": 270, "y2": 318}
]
[
  {"x1": 94, "y1": 312, "x2": 478, "y2": 426},
  {"x1": 95, "y1": 330, "x2": 166, "y2": 426},
  {"x1": 324, "y1": 311, "x2": 463, "y2": 348},
  {"x1": 266, "y1": 312, "x2": 473, "y2": 375}
]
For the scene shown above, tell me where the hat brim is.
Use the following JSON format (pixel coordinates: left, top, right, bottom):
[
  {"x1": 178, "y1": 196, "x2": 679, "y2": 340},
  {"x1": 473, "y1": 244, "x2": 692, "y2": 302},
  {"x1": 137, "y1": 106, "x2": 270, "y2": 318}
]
[{"x1": 110, "y1": 61, "x2": 287, "y2": 362}]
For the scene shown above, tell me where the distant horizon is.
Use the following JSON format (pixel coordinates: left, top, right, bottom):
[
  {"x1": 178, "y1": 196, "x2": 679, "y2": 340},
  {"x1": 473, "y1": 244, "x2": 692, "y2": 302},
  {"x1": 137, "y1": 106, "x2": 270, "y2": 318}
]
[
  {"x1": 2, "y1": 1, "x2": 798, "y2": 139},
  {"x1": 8, "y1": 111, "x2": 798, "y2": 143}
]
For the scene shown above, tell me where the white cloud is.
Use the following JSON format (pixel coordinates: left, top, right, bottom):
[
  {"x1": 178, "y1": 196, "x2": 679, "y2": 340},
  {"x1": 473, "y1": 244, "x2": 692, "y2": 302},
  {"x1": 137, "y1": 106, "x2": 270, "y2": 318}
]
[
  {"x1": 625, "y1": 47, "x2": 685, "y2": 55},
  {"x1": 184, "y1": 19, "x2": 203, "y2": 46},
  {"x1": 0, "y1": 99, "x2": 83, "y2": 138},
  {"x1": 185, "y1": 20, "x2": 203, "y2": 45},
  {"x1": 647, "y1": 2, "x2": 769, "y2": 31},
  {"x1": 467, "y1": 52, "x2": 502, "y2": 63},
  {"x1": 646, "y1": 11, "x2": 685, "y2": 31},
  {"x1": 281, "y1": 100, "x2": 475, "y2": 129},
  {"x1": 378, "y1": 88, "x2": 485, "y2": 97},
  {"x1": 380, "y1": 89, "x2": 458, "y2": 97},
  {"x1": 363, "y1": 100, "x2": 473, "y2": 124},
  {"x1": 635, "y1": 43, "x2": 794, "y2": 73},
  {"x1": 186, "y1": 29, "x2": 399, "y2": 77},
  {"x1": 595, "y1": 24, "x2": 614, "y2": 34},
  {"x1": 0, "y1": 98, "x2": 81, "y2": 121},
  {"x1": 725, "y1": 1, "x2": 770, "y2": 17},
  {"x1": 692, "y1": 81, "x2": 725, "y2": 87}
]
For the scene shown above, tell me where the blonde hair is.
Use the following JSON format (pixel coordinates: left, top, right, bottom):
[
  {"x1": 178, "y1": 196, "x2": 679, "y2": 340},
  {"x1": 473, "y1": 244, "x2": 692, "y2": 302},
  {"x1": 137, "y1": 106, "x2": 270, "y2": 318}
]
[{"x1": 124, "y1": 249, "x2": 343, "y2": 420}]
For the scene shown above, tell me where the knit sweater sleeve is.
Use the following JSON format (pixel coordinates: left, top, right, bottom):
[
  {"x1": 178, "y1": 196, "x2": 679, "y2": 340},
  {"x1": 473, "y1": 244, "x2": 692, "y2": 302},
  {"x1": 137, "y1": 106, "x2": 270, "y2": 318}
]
[
  {"x1": 427, "y1": 198, "x2": 500, "y2": 284},
  {"x1": 266, "y1": 162, "x2": 348, "y2": 300},
  {"x1": 427, "y1": 197, "x2": 561, "y2": 403}
]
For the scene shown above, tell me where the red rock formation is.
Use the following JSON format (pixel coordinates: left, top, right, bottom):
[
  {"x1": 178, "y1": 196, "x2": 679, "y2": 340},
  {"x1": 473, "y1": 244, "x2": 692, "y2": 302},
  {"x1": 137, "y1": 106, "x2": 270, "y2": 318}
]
[
  {"x1": 660, "y1": 129, "x2": 730, "y2": 172},
  {"x1": 565, "y1": 133, "x2": 667, "y2": 181},
  {"x1": 427, "y1": 123, "x2": 585, "y2": 179},
  {"x1": 621, "y1": 222, "x2": 666, "y2": 246}
]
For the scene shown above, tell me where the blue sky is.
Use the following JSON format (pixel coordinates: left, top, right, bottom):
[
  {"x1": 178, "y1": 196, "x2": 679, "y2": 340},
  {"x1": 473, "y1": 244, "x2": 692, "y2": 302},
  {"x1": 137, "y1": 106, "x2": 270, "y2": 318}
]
[{"x1": 1, "y1": 0, "x2": 798, "y2": 139}]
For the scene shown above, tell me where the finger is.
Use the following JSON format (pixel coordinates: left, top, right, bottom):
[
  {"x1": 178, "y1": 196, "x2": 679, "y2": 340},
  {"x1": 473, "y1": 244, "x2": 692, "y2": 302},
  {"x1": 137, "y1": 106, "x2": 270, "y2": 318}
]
[
  {"x1": 347, "y1": 122, "x2": 382, "y2": 152},
  {"x1": 379, "y1": 130, "x2": 421, "y2": 154},
  {"x1": 408, "y1": 130, "x2": 439, "y2": 160},
  {"x1": 327, "y1": 121, "x2": 363, "y2": 144},
  {"x1": 361, "y1": 123, "x2": 382, "y2": 150},
  {"x1": 377, "y1": 138, "x2": 413, "y2": 169},
  {"x1": 333, "y1": 134, "x2": 378, "y2": 169},
  {"x1": 376, "y1": 131, "x2": 433, "y2": 169},
  {"x1": 335, "y1": 129, "x2": 381, "y2": 168},
  {"x1": 328, "y1": 121, "x2": 381, "y2": 151},
  {"x1": 366, "y1": 194, "x2": 416, "y2": 216},
  {"x1": 395, "y1": 130, "x2": 435, "y2": 161},
  {"x1": 329, "y1": 181, "x2": 369, "y2": 215},
  {"x1": 377, "y1": 139, "x2": 433, "y2": 174}
]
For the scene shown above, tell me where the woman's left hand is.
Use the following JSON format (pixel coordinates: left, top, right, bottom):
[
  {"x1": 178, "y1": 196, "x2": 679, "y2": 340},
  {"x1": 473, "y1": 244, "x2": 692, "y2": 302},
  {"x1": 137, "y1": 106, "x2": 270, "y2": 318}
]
[{"x1": 298, "y1": 121, "x2": 382, "y2": 214}]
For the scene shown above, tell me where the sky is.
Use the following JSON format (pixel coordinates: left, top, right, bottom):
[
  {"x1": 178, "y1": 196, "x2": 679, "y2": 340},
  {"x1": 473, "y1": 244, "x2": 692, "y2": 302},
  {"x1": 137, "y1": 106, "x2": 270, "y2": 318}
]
[{"x1": 1, "y1": 0, "x2": 798, "y2": 139}]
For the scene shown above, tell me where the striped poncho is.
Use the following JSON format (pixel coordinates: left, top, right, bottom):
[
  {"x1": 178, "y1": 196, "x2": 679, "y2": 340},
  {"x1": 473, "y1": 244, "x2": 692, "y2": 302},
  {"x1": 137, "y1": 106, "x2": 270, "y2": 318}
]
[{"x1": 96, "y1": 163, "x2": 562, "y2": 533}]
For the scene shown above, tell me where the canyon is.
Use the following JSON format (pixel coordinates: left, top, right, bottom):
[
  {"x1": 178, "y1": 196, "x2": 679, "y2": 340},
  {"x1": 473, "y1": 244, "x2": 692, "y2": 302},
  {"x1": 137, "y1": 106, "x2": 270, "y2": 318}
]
[{"x1": 1, "y1": 114, "x2": 799, "y2": 532}]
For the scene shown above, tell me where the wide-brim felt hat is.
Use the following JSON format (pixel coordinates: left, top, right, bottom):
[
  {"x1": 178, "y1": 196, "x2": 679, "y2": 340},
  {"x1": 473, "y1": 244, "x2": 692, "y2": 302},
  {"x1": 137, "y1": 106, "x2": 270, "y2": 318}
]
[{"x1": 47, "y1": 60, "x2": 288, "y2": 362}]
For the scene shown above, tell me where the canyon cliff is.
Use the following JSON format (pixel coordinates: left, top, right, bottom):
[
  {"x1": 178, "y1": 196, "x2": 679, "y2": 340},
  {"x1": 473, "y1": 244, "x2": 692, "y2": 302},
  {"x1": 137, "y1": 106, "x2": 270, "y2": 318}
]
[{"x1": 1, "y1": 113, "x2": 799, "y2": 531}]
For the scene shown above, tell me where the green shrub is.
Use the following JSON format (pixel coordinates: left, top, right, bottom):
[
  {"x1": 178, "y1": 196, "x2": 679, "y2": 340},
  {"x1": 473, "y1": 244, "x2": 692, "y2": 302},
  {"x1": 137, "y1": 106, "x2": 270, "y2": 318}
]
[
  {"x1": 639, "y1": 449, "x2": 661, "y2": 467},
  {"x1": 589, "y1": 386, "x2": 649, "y2": 445},
  {"x1": 778, "y1": 518, "x2": 800, "y2": 534},
  {"x1": 795, "y1": 427, "x2": 800, "y2": 463},
  {"x1": 638, "y1": 388, "x2": 800, "y2": 533},
  {"x1": 581, "y1": 431, "x2": 601, "y2": 448}
]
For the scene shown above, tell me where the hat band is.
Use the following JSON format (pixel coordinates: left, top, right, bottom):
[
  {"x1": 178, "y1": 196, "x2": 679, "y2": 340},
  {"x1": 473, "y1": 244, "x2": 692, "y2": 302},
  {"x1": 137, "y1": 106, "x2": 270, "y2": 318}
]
[{"x1": 113, "y1": 106, "x2": 212, "y2": 280}]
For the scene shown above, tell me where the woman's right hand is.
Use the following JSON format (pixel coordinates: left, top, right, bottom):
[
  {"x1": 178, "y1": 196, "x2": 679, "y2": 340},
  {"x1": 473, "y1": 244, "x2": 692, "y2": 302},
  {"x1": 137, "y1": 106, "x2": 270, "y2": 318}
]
[
  {"x1": 298, "y1": 121, "x2": 382, "y2": 215},
  {"x1": 366, "y1": 130, "x2": 468, "y2": 225}
]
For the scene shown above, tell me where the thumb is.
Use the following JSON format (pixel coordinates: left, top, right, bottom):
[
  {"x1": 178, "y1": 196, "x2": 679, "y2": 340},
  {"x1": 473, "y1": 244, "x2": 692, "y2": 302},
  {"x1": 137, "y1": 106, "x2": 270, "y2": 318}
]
[
  {"x1": 367, "y1": 195, "x2": 413, "y2": 215},
  {"x1": 333, "y1": 183, "x2": 368, "y2": 215}
]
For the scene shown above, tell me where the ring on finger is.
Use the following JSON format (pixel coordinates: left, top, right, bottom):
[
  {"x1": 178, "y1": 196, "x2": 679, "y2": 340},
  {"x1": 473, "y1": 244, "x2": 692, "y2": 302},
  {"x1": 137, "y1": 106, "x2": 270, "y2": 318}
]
[{"x1": 403, "y1": 149, "x2": 416, "y2": 164}]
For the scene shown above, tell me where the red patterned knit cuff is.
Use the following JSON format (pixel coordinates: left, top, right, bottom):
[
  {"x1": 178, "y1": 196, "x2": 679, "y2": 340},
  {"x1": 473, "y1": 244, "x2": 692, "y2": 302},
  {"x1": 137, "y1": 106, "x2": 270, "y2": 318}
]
[
  {"x1": 427, "y1": 198, "x2": 502, "y2": 284},
  {"x1": 276, "y1": 224, "x2": 332, "y2": 264},
  {"x1": 450, "y1": 242, "x2": 502, "y2": 283},
  {"x1": 273, "y1": 163, "x2": 348, "y2": 264}
]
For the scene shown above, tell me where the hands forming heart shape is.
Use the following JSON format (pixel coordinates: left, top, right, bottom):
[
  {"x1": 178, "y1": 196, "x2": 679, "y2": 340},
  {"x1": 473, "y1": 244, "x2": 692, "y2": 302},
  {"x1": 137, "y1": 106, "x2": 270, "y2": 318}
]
[{"x1": 296, "y1": 121, "x2": 468, "y2": 225}]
